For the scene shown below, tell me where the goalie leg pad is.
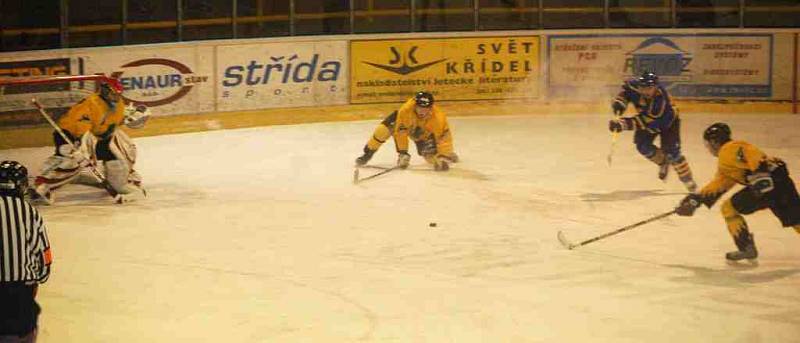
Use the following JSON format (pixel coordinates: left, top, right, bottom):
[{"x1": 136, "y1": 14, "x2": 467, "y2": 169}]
[
  {"x1": 36, "y1": 155, "x2": 84, "y2": 192},
  {"x1": 104, "y1": 160, "x2": 145, "y2": 199},
  {"x1": 109, "y1": 130, "x2": 138, "y2": 165},
  {"x1": 105, "y1": 131, "x2": 145, "y2": 199},
  {"x1": 79, "y1": 132, "x2": 98, "y2": 161}
]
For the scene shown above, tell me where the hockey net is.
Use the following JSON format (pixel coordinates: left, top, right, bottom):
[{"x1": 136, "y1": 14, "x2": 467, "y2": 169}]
[{"x1": 0, "y1": 75, "x2": 117, "y2": 128}]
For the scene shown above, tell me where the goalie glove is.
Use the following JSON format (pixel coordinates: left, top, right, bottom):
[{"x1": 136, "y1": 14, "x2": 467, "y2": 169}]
[{"x1": 123, "y1": 104, "x2": 151, "y2": 129}]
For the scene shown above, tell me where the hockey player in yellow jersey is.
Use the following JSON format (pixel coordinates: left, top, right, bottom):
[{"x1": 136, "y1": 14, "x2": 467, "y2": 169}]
[
  {"x1": 30, "y1": 79, "x2": 150, "y2": 204},
  {"x1": 676, "y1": 123, "x2": 800, "y2": 262},
  {"x1": 355, "y1": 92, "x2": 458, "y2": 171}
]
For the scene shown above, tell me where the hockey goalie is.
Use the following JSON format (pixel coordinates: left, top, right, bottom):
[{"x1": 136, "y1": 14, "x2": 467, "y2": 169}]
[{"x1": 29, "y1": 79, "x2": 150, "y2": 205}]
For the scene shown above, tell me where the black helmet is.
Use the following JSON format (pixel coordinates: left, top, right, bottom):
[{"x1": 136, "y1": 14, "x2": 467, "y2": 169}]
[
  {"x1": 0, "y1": 160, "x2": 29, "y2": 198},
  {"x1": 703, "y1": 122, "x2": 732, "y2": 146},
  {"x1": 414, "y1": 91, "x2": 434, "y2": 108},
  {"x1": 637, "y1": 71, "x2": 659, "y2": 87}
]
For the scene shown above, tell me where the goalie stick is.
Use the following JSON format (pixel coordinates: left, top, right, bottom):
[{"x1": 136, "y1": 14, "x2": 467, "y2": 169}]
[
  {"x1": 31, "y1": 98, "x2": 123, "y2": 202},
  {"x1": 558, "y1": 209, "x2": 677, "y2": 250}
]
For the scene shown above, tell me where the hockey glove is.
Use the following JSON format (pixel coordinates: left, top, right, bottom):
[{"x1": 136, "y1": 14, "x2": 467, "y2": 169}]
[
  {"x1": 608, "y1": 119, "x2": 623, "y2": 133},
  {"x1": 676, "y1": 193, "x2": 702, "y2": 216},
  {"x1": 612, "y1": 101, "x2": 626, "y2": 116},
  {"x1": 438, "y1": 153, "x2": 458, "y2": 164},
  {"x1": 449, "y1": 153, "x2": 460, "y2": 163},
  {"x1": 432, "y1": 155, "x2": 450, "y2": 172},
  {"x1": 397, "y1": 152, "x2": 411, "y2": 169}
]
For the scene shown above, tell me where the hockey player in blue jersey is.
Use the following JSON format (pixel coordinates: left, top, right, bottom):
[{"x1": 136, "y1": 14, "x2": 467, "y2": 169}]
[{"x1": 609, "y1": 71, "x2": 698, "y2": 192}]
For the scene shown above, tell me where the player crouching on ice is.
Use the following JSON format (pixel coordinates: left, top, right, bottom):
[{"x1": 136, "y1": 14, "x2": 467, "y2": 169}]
[
  {"x1": 354, "y1": 91, "x2": 459, "y2": 171},
  {"x1": 29, "y1": 79, "x2": 150, "y2": 205},
  {"x1": 676, "y1": 123, "x2": 800, "y2": 262},
  {"x1": 609, "y1": 71, "x2": 697, "y2": 192}
]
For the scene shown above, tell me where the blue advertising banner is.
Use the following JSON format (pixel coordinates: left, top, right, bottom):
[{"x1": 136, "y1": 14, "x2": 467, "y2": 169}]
[{"x1": 547, "y1": 34, "x2": 773, "y2": 99}]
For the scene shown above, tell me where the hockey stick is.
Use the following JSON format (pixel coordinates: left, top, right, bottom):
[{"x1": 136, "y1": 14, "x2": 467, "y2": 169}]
[
  {"x1": 353, "y1": 166, "x2": 400, "y2": 184},
  {"x1": 31, "y1": 99, "x2": 120, "y2": 200},
  {"x1": 557, "y1": 209, "x2": 677, "y2": 250},
  {"x1": 607, "y1": 131, "x2": 619, "y2": 166}
]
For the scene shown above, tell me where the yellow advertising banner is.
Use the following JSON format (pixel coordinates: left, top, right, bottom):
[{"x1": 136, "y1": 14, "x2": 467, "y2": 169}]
[{"x1": 350, "y1": 36, "x2": 539, "y2": 103}]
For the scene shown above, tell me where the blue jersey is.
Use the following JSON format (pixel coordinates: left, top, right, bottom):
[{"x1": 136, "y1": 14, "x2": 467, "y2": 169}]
[
  {"x1": 614, "y1": 81, "x2": 646, "y2": 113},
  {"x1": 615, "y1": 83, "x2": 677, "y2": 133}
]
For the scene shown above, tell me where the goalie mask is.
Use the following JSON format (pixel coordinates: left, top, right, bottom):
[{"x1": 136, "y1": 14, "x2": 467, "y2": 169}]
[
  {"x1": 99, "y1": 79, "x2": 124, "y2": 104},
  {"x1": 0, "y1": 160, "x2": 29, "y2": 198}
]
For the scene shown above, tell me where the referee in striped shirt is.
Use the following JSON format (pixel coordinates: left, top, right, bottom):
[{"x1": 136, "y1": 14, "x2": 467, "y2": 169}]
[{"x1": 0, "y1": 161, "x2": 51, "y2": 343}]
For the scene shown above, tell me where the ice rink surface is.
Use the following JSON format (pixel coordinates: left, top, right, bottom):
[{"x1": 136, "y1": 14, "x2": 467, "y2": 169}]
[{"x1": 2, "y1": 113, "x2": 800, "y2": 342}]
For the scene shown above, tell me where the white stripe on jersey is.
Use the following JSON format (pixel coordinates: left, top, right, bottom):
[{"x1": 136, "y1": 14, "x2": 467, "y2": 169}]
[{"x1": 0, "y1": 195, "x2": 50, "y2": 283}]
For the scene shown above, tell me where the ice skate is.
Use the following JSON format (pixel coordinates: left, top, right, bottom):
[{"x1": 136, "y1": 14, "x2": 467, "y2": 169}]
[
  {"x1": 725, "y1": 241, "x2": 758, "y2": 265},
  {"x1": 683, "y1": 179, "x2": 698, "y2": 193},
  {"x1": 658, "y1": 162, "x2": 669, "y2": 181},
  {"x1": 355, "y1": 146, "x2": 375, "y2": 166}
]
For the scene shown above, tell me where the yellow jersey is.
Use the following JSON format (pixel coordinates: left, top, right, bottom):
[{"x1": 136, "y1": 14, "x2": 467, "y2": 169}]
[
  {"x1": 57, "y1": 93, "x2": 126, "y2": 139},
  {"x1": 393, "y1": 98, "x2": 454, "y2": 156},
  {"x1": 699, "y1": 140, "x2": 771, "y2": 200}
]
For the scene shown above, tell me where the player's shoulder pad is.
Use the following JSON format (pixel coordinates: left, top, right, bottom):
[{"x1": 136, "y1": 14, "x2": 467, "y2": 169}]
[
  {"x1": 397, "y1": 99, "x2": 416, "y2": 117},
  {"x1": 718, "y1": 140, "x2": 752, "y2": 163}
]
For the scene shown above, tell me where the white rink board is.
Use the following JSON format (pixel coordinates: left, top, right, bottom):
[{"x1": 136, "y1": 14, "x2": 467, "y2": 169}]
[
  {"x1": 215, "y1": 41, "x2": 348, "y2": 111},
  {"x1": 81, "y1": 45, "x2": 216, "y2": 116}
]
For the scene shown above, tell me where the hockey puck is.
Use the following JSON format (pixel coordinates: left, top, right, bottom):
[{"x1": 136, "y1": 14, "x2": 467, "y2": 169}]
[{"x1": 429, "y1": 222, "x2": 437, "y2": 228}]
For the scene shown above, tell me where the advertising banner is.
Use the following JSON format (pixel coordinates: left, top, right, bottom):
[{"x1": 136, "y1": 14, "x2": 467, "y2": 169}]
[
  {"x1": 216, "y1": 41, "x2": 348, "y2": 111},
  {"x1": 351, "y1": 36, "x2": 540, "y2": 103},
  {"x1": 81, "y1": 45, "x2": 215, "y2": 115},
  {"x1": 0, "y1": 58, "x2": 73, "y2": 94},
  {"x1": 547, "y1": 34, "x2": 773, "y2": 99},
  {"x1": 0, "y1": 57, "x2": 75, "y2": 114}
]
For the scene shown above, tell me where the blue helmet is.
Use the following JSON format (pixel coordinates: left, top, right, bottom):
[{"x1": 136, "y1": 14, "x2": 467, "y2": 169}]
[{"x1": 636, "y1": 71, "x2": 659, "y2": 87}]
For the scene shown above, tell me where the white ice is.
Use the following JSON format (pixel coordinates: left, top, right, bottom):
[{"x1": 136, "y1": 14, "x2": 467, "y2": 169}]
[{"x1": 2, "y1": 113, "x2": 800, "y2": 342}]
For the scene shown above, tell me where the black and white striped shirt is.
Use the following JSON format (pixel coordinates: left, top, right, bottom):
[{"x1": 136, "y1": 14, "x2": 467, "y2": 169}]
[{"x1": 0, "y1": 195, "x2": 51, "y2": 284}]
